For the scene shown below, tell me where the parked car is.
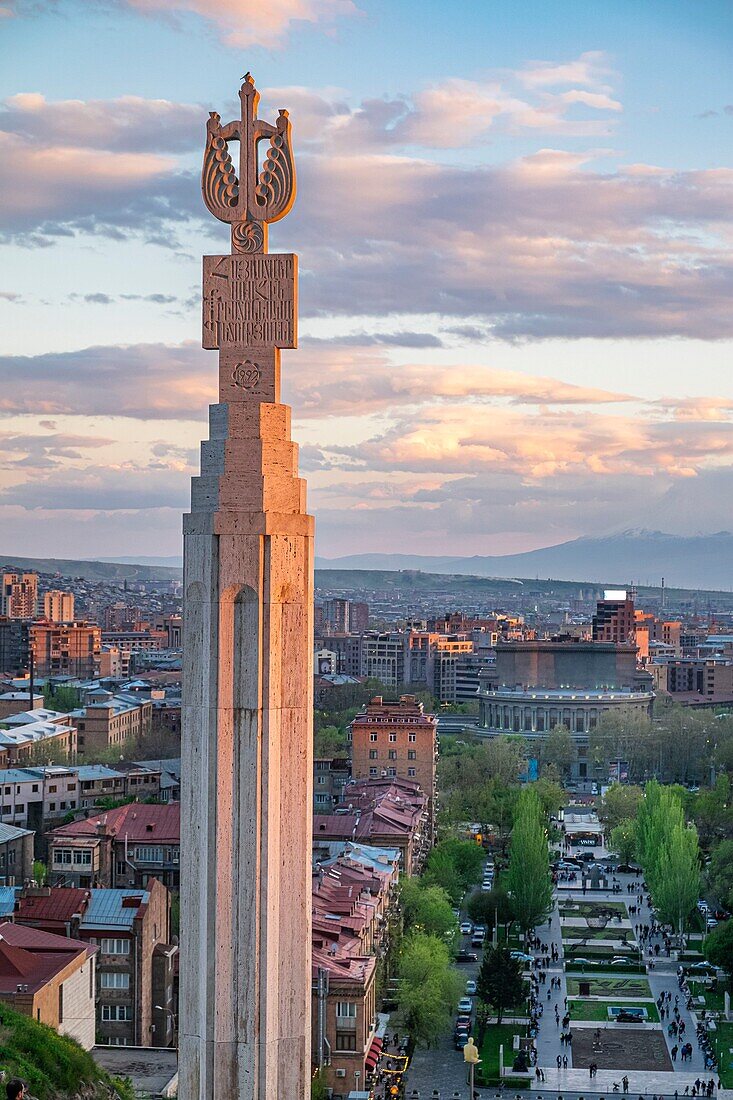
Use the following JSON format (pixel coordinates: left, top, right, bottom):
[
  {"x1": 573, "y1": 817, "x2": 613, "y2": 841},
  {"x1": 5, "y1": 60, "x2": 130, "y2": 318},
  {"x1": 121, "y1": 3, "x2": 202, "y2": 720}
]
[
  {"x1": 510, "y1": 950, "x2": 533, "y2": 963},
  {"x1": 610, "y1": 956, "x2": 632, "y2": 965},
  {"x1": 465, "y1": 980, "x2": 477, "y2": 995},
  {"x1": 474, "y1": 925, "x2": 487, "y2": 935},
  {"x1": 481, "y1": 882, "x2": 493, "y2": 892},
  {"x1": 454, "y1": 1030, "x2": 469, "y2": 1050},
  {"x1": 460, "y1": 921, "x2": 473, "y2": 935},
  {"x1": 455, "y1": 951, "x2": 478, "y2": 963},
  {"x1": 458, "y1": 997, "x2": 473, "y2": 1014},
  {"x1": 471, "y1": 935, "x2": 485, "y2": 947}
]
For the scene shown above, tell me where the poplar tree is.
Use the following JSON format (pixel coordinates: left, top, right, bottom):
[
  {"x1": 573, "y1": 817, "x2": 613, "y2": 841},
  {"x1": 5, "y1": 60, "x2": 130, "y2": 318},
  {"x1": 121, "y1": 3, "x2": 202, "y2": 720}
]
[
  {"x1": 654, "y1": 821, "x2": 701, "y2": 937},
  {"x1": 506, "y1": 787, "x2": 552, "y2": 935}
]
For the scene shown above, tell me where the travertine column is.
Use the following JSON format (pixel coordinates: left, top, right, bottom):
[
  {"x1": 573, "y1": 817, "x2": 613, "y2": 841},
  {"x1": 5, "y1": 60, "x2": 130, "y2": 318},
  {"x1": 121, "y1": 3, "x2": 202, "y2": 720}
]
[{"x1": 179, "y1": 77, "x2": 313, "y2": 1100}]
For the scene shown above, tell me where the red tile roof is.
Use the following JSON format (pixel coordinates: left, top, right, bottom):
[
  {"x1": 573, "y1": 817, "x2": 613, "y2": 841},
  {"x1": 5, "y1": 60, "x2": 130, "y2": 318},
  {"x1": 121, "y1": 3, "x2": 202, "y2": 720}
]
[{"x1": 50, "y1": 802, "x2": 180, "y2": 843}]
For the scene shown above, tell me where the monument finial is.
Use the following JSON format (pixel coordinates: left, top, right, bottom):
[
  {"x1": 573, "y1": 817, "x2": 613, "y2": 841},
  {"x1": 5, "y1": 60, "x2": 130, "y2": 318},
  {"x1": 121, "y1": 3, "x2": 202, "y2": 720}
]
[{"x1": 202, "y1": 75, "x2": 296, "y2": 255}]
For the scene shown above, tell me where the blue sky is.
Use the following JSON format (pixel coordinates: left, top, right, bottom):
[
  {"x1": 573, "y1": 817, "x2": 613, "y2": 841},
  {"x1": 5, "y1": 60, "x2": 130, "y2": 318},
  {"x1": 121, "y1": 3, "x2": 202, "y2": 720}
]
[{"x1": 0, "y1": 0, "x2": 732, "y2": 560}]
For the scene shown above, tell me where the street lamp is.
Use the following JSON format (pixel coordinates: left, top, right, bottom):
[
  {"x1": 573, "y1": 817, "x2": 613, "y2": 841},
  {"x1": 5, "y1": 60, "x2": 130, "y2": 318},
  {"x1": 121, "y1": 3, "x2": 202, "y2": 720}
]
[{"x1": 154, "y1": 1005, "x2": 177, "y2": 1044}]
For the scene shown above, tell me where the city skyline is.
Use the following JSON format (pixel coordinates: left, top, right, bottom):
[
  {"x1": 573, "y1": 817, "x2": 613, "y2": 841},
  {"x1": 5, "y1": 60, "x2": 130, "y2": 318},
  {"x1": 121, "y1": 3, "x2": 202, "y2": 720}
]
[{"x1": 1, "y1": 0, "x2": 732, "y2": 560}]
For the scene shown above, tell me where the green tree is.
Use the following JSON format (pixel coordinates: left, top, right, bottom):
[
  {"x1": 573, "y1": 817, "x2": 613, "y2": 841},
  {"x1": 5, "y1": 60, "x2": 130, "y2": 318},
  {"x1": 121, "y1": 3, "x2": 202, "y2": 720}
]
[
  {"x1": 705, "y1": 840, "x2": 733, "y2": 911},
  {"x1": 539, "y1": 725, "x2": 575, "y2": 779},
  {"x1": 422, "y1": 838, "x2": 484, "y2": 903},
  {"x1": 608, "y1": 819, "x2": 637, "y2": 866},
  {"x1": 506, "y1": 787, "x2": 552, "y2": 934},
  {"x1": 400, "y1": 879, "x2": 458, "y2": 945},
  {"x1": 705, "y1": 920, "x2": 733, "y2": 989},
  {"x1": 533, "y1": 777, "x2": 565, "y2": 819},
  {"x1": 466, "y1": 886, "x2": 513, "y2": 932},
  {"x1": 598, "y1": 783, "x2": 644, "y2": 833},
  {"x1": 654, "y1": 820, "x2": 701, "y2": 937},
  {"x1": 397, "y1": 933, "x2": 463, "y2": 1048},
  {"x1": 693, "y1": 776, "x2": 731, "y2": 847},
  {"x1": 311, "y1": 1070, "x2": 329, "y2": 1100},
  {"x1": 313, "y1": 724, "x2": 348, "y2": 758},
  {"x1": 32, "y1": 860, "x2": 46, "y2": 885},
  {"x1": 43, "y1": 684, "x2": 81, "y2": 712},
  {"x1": 476, "y1": 945, "x2": 526, "y2": 1027}
]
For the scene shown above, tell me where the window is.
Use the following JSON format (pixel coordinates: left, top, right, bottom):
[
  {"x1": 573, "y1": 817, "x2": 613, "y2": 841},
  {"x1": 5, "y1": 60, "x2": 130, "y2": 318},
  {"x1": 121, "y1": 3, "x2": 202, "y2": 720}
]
[
  {"x1": 408, "y1": 733, "x2": 416, "y2": 743},
  {"x1": 336, "y1": 1031, "x2": 357, "y2": 1051},
  {"x1": 101, "y1": 1004, "x2": 133, "y2": 1022},
  {"x1": 388, "y1": 733, "x2": 397, "y2": 742},
  {"x1": 369, "y1": 733, "x2": 378, "y2": 742},
  {"x1": 116, "y1": 861, "x2": 126, "y2": 877},
  {"x1": 388, "y1": 750, "x2": 397, "y2": 760},
  {"x1": 135, "y1": 846, "x2": 163, "y2": 862},
  {"x1": 48, "y1": 785, "x2": 57, "y2": 793},
  {"x1": 14, "y1": 804, "x2": 23, "y2": 814},
  {"x1": 101, "y1": 938, "x2": 131, "y2": 955},
  {"x1": 408, "y1": 768, "x2": 416, "y2": 777},
  {"x1": 407, "y1": 750, "x2": 416, "y2": 760},
  {"x1": 68, "y1": 783, "x2": 76, "y2": 791},
  {"x1": 49, "y1": 803, "x2": 56, "y2": 812},
  {"x1": 336, "y1": 1001, "x2": 356, "y2": 1017},
  {"x1": 60, "y1": 802, "x2": 66, "y2": 811},
  {"x1": 100, "y1": 971, "x2": 130, "y2": 990},
  {"x1": 369, "y1": 750, "x2": 378, "y2": 760},
  {"x1": 369, "y1": 767, "x2": 378, "y2": 777},
  {"x1": 54, "y1": 848, "x2": 73, "y2": 866},
  {"x1": 32, "y1": 785, "x2": 38, "y2": 793},
  {"x1": 73, "y1": 850, "x2": 92, "y2": 866},
  {"x1": 387, "y1": 767, "x2": 396, "y2": 777},
  {"x1": 58, "y1": 985, "x2": 63, "y2": 1023}
]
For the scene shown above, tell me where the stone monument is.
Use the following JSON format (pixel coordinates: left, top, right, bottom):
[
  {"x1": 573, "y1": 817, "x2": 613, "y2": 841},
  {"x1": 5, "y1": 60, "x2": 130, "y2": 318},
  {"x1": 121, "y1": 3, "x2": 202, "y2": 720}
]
[{"x1": 179, "y1": 75, "x2": 313, "y2": 1100}]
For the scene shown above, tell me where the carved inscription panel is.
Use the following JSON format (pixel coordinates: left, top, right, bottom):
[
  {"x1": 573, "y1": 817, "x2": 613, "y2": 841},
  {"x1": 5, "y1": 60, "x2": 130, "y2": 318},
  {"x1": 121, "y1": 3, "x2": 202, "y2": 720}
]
[{"x1": 203, "y1": 253, "x2": 297, "y2": 350}]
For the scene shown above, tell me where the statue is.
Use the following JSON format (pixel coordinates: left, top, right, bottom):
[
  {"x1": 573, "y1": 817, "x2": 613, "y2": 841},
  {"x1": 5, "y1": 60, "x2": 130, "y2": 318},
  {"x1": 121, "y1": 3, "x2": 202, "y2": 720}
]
[
  {"x1": 463, "y1": 1036, "x2": 480, "y2": 1064},
  {"x1": 202, "y1": 72, "x2": 295, "y2": 255}
]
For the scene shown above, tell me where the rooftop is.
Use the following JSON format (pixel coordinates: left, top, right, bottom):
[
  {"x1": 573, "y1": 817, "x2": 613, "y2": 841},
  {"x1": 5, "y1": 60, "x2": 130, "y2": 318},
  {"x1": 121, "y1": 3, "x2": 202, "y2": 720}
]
[{"x1": 51, "y1": 801, "x2": 180, "y2": 843}]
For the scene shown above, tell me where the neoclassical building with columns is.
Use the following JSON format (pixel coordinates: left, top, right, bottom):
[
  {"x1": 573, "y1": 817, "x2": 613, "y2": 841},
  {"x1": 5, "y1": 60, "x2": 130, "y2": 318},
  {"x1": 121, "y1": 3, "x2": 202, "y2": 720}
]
[{"x1": 478, "y1": 639, "x2": 654, "y2": 782}]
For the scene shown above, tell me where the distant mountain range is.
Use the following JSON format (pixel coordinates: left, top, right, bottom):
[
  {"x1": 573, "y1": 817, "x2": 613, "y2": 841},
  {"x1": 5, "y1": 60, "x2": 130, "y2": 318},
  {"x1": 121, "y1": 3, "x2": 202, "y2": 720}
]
[
  {"x1": 315, "y1": 531, "x2": 733, "y2": 591},
  {"x1": 0, "y1": 554, "x2": 182, "y2": 583}
]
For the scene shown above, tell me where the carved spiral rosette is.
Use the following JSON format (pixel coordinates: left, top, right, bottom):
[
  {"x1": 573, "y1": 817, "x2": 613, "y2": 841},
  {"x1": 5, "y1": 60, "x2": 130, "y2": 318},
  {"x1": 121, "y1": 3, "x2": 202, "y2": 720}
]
[{"x1": 231, "y1": 221, "x2": 265, "y2": 254}]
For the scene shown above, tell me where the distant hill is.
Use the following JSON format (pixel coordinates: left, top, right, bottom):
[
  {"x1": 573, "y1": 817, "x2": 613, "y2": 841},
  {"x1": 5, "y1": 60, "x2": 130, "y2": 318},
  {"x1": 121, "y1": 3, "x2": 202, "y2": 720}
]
[
  {"x1": 0, "y1": 554, "x2": 182, "y2": 583},
  {"x1": 315, "y1": 530, "x2": 733, "y2": 591}
]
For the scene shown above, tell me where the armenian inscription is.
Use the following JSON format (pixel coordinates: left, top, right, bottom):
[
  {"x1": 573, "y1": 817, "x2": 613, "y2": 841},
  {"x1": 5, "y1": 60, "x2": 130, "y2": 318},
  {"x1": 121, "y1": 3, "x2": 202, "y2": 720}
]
[{"x1": 202, "y1": 253, "x2": 297, "y2": 350}]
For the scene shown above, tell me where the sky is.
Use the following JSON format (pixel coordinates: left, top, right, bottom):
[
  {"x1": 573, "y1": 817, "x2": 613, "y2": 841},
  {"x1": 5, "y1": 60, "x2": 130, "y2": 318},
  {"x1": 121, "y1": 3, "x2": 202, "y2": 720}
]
[{"x1": 0, "y1": 0, "x2": 732, "y2": 562}]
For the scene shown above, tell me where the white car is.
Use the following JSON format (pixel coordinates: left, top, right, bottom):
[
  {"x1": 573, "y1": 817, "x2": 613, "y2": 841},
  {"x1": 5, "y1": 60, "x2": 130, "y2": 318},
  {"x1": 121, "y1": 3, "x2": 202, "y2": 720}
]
[
  {"x1": 465, "y1": 980, "x2": 477, "y2": 995},
  {"x1": 460, "y1": 921, "x2": 473, "y2": 935}
]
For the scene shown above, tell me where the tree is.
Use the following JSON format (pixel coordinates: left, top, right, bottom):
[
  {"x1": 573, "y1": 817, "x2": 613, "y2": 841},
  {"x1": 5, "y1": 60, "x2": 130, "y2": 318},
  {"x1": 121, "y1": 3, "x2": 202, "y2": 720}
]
[
  {"x1": 397, "y1": 933, "x2": 463, "y2": 1048},
  {"x1": 312, "y1": 724, "x2": 348, "y2": 758},
  {"x1": 609, "y1": 819, "x2": 637, "y2": 866},
  {"x1": 467, "y1": 886, "x2": 513, "y2": 932},
  {"x1": 422, "y1": 838, "x2": 484, "y2": 903},
  {"x1": 476, "y1": 945, "x2": 526, "y2": 1027},
  {"x1": 400, "y1": 879, "x2": 458, "y2": 945},
  {"x1": 706, "y1": 840, "x2": 733, "y2": 911},
  {"x1": 311, "y1": 1071, "x2": 329, "y2": 1100},
  {"x1": 539, "y1": 725, "x2": 575, "y2": 779},
  {"x1": 694, "y1": 776, "x2": 731, "y2": 847},
  {"x1": 598, "y1": 784, "x2": 644, "y2": 833},
  {"x1": 506, "y1": 788, "x2": 552, "y2": 934},
  {"x1": 654, "y1": 821, "x2": 701, "y2": 937},
  {"x1": 533, "y1": 777, "x2": 565, "y2": 819},
  {"x1": 705, "y1": 920, "x2": 733, "y2": 989}
]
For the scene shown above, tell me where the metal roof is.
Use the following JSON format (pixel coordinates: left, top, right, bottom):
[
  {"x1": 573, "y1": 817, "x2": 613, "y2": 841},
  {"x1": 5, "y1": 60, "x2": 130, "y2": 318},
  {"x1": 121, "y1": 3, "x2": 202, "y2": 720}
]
[
  {"x1": 81, "y1": 888, "x2": 150, "y2": 931},
  {"x1": 0, "y1": 821, "x2": 33, "y2": 841}
]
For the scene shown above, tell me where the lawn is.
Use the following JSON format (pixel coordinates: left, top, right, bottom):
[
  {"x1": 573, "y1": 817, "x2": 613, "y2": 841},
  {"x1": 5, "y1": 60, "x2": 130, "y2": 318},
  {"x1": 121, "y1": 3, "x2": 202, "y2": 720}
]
[
  {"x1": 559, "y1": 900, "x2": 627, "y2": 916},
  {"x1": 568, "y1": 999, "x2": 660, "y2": 1022},
  {"x1": 477, "y1": 1023, "x2": 527, "y2": 1085},
  {"x1": 562, "y1": 927, "x2": 634, "y2": 942},
  {"x1": 713, "y1": 1021, "x2": 733, "y2": 1088},
  {"x1": 687, "y1": 980, "x2": 726, "y2": 1013},
  {"x1": 566, "y1": 976, "x2": 651, "y2": 998}
]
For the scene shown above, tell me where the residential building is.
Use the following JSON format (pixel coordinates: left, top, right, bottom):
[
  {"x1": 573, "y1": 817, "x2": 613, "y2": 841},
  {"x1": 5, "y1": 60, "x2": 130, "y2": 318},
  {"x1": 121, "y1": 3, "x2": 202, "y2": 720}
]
[
  {"x1": 350, "y1": 695, "x2": 437, "y2": 842},
  {"x1": 313, "y1": 757, "x2": 350, "y2": 813},
  {"x1": 663, "y1": 657, "x2": 733, "y2": 703},
  {"x1": 43, "y1": 591, "x2": 75, "y2": 623},
  {"x1": 360, "y1": 633, "x2": 405, "y2": 688},
  {"x1": 1, "y1": 574, "x2": 38, "y2": 620},
  {"x1": 313, "y1": 778, "x2": 430, "y2": 875},
  {"x1": 70, "y1": 688, "x2": 153, "y2": 755},
  {"x1": 0, "y1": 619, "x2": 29, "y2": 675},
  {"x1": 592, "y1": 590, "x2": 636, "y2": 644},
  {"x1": 30, "y1": 622, "x2": 102, "y2": 679},
  {"x1": 0, "y1": 921, "x2": 96, "y2": 1049},
  {"x1": 48, "y1": 803, "x2": 180, "y2": 890},
  {"x1": 0, "y1": 821, "x2": 34, "y2": 884},
  {"x1": 321, "y1": 599, "x2": 369, "y2": 634},
  {"x1": 0, "y1": 692, "x2": 44, "y2": 720},
  {"x1": 13, "y1": 880, "x2": 176, "y2": 1048},
  {"x1": 0, "y1": 712, "x2": 78, "y2": 766}
]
